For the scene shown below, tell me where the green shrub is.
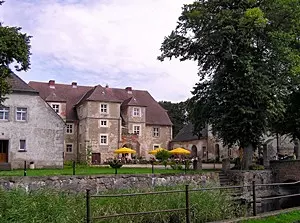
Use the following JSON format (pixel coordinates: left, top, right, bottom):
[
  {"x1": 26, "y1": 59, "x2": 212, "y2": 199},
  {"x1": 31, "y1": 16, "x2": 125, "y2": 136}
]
[
  {"x1": 249, "y1": 164, "x2": 265, "y2": 170},
  {"x1": 108, "y1": 159, "x2": 123, "y2": 169},
  {"x1": 63, "y1": 160, "x2": 74, "y2": 167},
  {"x1": 155, "y1": 150, "x2": 171, "y2": 162}
]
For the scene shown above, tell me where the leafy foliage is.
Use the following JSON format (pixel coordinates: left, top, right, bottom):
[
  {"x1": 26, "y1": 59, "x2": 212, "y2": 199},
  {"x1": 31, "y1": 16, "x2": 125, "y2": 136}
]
[
  {"x1": 159, "y1": 100, "x2": 189, "y2": 137},
  {"x1": 155, "y1": 150, "x2": 171, "y2": 162},
  {"x1": 0, "y1": 1, "x2": 31, "y2": 104},
  {"x1": 158, "y1": 0, "x2": 300, "y2": 169}
]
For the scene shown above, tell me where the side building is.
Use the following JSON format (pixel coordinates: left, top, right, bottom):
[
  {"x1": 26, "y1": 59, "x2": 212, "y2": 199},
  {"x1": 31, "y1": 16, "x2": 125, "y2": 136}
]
[
  {"x1": 0, "y1": 74, "x2": 65, "y2": 170},
  {"x1": 29, "y1": 81, "x2": 173, "y2": 164},
  {"x1": 170, "y1": 123, "x2": 239, "y2": 161}
]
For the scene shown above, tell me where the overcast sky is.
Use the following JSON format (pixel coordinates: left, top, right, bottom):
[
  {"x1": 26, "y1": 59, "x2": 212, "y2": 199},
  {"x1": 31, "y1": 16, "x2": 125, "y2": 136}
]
[{"x1": 1, "y1": 0, "x2": 199, "y2": 102}]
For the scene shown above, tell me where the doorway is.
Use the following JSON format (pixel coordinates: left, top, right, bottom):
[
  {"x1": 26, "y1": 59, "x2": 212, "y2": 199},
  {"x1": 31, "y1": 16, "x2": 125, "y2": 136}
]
[
  {"x1": 92, "y1": 153, "x2": 101, "y2": 165},
  {"x1": 191, "y1": 145, "x2": 197, "y2": 157},
  {"x1": 0, "y1": 140, "x2": 8, "y2": 163}
]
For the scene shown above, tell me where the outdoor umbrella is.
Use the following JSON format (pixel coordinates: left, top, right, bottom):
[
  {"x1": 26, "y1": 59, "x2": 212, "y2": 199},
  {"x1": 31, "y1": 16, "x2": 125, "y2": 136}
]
[
  {"x1": 169, "y1": 148, "x2": 191, "y2": 155},
  {"x1": 114, "y1": 147, "x2": 136, "y2": 154},
  {"x1": 148, "y1": 148, "x2": 167, "y2": 155}
]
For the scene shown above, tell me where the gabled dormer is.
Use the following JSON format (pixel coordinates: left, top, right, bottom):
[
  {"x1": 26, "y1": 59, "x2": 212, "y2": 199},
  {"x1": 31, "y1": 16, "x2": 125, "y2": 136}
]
[
  {"x1": 45, "y1": 90, "x2": 67, "y2": 120},
  {"x1": 121, "y1": 96, "x2": 146, "y2": 124}
]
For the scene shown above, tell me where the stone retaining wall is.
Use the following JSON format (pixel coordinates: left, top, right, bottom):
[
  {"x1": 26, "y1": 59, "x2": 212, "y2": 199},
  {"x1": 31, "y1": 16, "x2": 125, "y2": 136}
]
[
  {"x1": 0, "y1": 172, "x2": 218, "y2": 193},
  {"x1": 226, "y1": 170, "x2": 278, "y2": 213}
]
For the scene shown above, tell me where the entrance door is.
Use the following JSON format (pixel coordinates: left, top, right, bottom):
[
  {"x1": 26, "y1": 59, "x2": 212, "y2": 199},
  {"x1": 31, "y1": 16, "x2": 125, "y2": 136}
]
[
  {"x1": 92, "y1": 153, "x2": 101, "y2": 165},
  {"x1": 0, "y1": 140, "x2": 8, "y2": 163}
]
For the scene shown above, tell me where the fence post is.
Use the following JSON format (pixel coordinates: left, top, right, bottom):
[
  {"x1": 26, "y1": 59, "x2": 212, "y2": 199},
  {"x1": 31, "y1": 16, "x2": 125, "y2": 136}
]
[
  {"x1": 252, "y1": 180, "x2": 257, "y2": 216},
  {"x1": 86, "y1": 189, "x2": 91, "y2": 223},
  {"x1": 151, "y1": 162, "x2": 154, "y2": 174},
  {"x1": 72, "y1": 161, "x2": 76, "y2": 175},
  {"x1": 185, "y1": 184, "x2": 190, "y2": 223},
  {"x1": 24, "y1": 161, "x2": 27, "y2": 176}
]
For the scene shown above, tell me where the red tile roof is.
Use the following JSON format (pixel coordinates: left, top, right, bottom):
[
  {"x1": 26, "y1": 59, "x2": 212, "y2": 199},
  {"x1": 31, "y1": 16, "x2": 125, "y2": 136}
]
[
  {"x1": 29, "y1": 81, "x2": 93, "y2": 121},
  {"x1": 28, "y1": 81, "x2": 172, "y2": 126}
]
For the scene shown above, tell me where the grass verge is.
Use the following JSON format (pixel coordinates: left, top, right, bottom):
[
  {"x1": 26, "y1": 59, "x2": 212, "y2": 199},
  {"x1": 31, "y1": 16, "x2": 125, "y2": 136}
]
[
  {"x1": 0, "y1": 185, "x2": 245, "y2": 223},
  {"x1": 242, "y1": 210, "x2": 300, "y2": 223},
  {"x1": 0, "y1": 165, "x2": 213, "y2": 177}
]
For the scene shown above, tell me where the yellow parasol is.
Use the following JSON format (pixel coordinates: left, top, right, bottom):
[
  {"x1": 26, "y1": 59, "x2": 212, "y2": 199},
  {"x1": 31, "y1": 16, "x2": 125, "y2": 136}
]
[
  {"x1": 148, "y1": 148, "x2": 167, "y2": 155},
  {"x1": 114, "y1": 147, "x2": 136, "y2": 154},
  {"x1": 169, "y1": 148, "x2": 191, "y2": 155}
]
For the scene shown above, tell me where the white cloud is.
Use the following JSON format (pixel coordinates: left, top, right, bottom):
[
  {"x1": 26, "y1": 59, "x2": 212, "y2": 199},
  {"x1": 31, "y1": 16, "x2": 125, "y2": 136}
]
[{"x1": 0, "y1": 0, "x2": 199, "y2": 102}]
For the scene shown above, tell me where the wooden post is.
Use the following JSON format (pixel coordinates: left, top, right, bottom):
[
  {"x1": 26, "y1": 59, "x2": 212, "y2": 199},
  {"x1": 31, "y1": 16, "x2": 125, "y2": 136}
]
[
  {"x1": 185, "y1": 185, "x2": 190, "y2": 223},
  {"x1": 24, "y1": 161, "x2": 27, "y2": 176},
  {"x1": 86, "y1": 189, "x2": 91, "y2": 223},
  {"x1": 252, "y1": 180, "x2": 257, "y2": 216}
]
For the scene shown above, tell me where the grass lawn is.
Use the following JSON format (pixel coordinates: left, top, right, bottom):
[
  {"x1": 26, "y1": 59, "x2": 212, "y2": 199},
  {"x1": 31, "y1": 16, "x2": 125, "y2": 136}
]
[
  {"x1": 0, "y1": 165, "x2": 212, "y2": 177},
  {"x1": 243, "y1": 210, "x2": 300, "y2": 223}
]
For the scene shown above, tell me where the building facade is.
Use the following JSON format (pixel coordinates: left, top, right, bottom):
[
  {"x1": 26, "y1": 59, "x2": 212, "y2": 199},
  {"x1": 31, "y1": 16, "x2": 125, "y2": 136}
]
[
  {"x1": 29, "y1": 81, "x2": 173, "y2": 164},
  {"x1": 170, "y1": 123, "x2": 239, "y2": 161},
  {"x1": 0, "y1": 75, "x2": 65, "y2": 169}
]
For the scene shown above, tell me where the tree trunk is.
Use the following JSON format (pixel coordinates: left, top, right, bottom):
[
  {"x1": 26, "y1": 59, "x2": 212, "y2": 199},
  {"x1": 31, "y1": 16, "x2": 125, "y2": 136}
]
[{"x1": 242, "y1": 144, "x2": 253, "y2": 170}]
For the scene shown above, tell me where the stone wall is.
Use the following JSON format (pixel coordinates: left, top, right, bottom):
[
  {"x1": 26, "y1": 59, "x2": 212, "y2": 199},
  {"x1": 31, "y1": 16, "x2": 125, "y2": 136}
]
[
  {"x1": 226, "y1": 170, "x2": 278, "y2": 213},
  {"x1": 270, "y1": 160, "x2": 300, "y2": 182},
  {"x1": 227, "y1": 170, "x2": 274, "y2": 197},
  {"x1": 0, "y1": 172, "x2": 218, "y2": 193}
]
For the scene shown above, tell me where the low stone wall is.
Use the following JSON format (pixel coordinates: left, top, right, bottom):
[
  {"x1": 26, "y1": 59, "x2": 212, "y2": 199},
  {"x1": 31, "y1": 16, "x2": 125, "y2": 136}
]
[
  {"x1": 226, "y1": 170, "x2": 278, "y2": 213},
  {"x1": 0, "y1": 172, "x2": 218, "y2": 193},
  {"x1": 227, "y1": 170, "x2": 274, "y2": 196},
  {"x1": 270, "y1": 160, "x2": 300, "y2": 183}
]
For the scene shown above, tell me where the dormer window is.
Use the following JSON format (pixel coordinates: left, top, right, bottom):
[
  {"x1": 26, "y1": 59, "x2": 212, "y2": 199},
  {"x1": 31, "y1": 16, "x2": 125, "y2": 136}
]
[
  {"x1": 133, "y1": 107, "x2": 140, "y2": 117},
  {"x1": 51, "y1": 104, "x2": 60, "y2": 113}
]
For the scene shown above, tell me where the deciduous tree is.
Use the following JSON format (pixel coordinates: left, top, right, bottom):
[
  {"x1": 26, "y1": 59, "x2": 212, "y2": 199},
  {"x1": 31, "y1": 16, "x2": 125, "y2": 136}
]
[
  {"x1": 0, "y1": 1, "x2": 31, "y2": 104},
  {"x1": 158, "y1": 0, "x2": 300, "y2": 169},
  {"x1": 159, "y1": 100, "x2": 189, "y2": 137}
]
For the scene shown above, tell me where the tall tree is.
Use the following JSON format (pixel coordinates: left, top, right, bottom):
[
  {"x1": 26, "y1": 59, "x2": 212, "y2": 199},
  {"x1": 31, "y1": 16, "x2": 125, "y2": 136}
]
[
  {"x1": 0, "y1": 1, "x2": 31, "y2": 104},
  {"x1": 159, "y1": 100, "x2": 189, "y2": 137},
  {"x1": 158, "y1": 0, "x2": 300, "y2": 169}
]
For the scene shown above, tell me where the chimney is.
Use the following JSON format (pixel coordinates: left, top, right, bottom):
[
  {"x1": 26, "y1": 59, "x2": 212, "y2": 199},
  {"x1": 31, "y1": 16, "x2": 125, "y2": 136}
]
[
  {"x1": 72, "y1": 82, "x2": 77, "y2": 88},
  {"x1": 125, "y1": 87, "x2": 132, "y2": 94},
  {"x1": 49, "y1": 80, "x2": 55, "y2": 89},
  {"x1": 105, "y1": 84, "x2": 109, "y2": 88}
]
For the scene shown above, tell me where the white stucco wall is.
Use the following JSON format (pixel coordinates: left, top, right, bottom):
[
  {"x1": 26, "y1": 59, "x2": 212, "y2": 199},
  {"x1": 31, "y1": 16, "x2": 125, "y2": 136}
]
[{"x1": 0, "y1": 92, "x2": 65, "y2": 169}]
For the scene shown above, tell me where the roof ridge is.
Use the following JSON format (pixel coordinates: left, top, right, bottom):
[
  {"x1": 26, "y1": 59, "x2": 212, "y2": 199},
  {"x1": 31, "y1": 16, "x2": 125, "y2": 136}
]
[{"x1": 9, "y1": 73, "x2": 38, "y2": 93}]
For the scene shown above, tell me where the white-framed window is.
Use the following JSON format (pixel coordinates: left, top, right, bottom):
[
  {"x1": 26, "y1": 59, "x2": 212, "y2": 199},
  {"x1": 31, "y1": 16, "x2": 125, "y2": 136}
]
[
  {"x1": 153, "y1": 127, "x2": 159, "y2": 137},
  {"x1": 66, "y1": 144, "x2": 73, "y2": 153},
  {"x1": 153, "y1": 144, "x2": 160, "y2": 150},
  {"x1": 51, "y1": 104, "x2": 60, "y2": 113},
  {"x1": 100, "y1": 134, "x2": 108, "y2": 145},
  {"x1": 16, "y1": 107, "x2": 27, "y2": 121},
  {"x1": 19, "y1": 140, "x2": 26, "y2": 151},
  {"x1": 100, "y1": 119, "x2": 108, "y2": 127},
  {"x1": 132, "y1": 107, "x2": 141, "y2": 117},
  {"x1": 133, "y1": 125, "x2": 141, "y2": 135},
  {"x1": 0, "y1": 107, "x2": 9, "y2": 120},
  {"x1": 100, "y1": 104, "x2": 108, "y2": 113},
  {"x1": 66, "y1": 123, "x2": 74, "y2": 134}
]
